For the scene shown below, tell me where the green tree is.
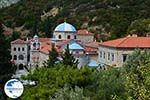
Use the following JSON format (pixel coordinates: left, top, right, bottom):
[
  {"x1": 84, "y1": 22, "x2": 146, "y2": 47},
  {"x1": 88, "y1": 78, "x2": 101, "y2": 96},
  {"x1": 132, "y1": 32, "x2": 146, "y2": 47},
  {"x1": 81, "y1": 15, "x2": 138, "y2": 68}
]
[
  {"x1": 0, "y1": 24, "x2": 16, "y2": 99},
  {"x1": 124, "y1": 50, "x2": 150, "y2": 100},
  {"x1": 11, "y1": 30, "x2": 20, "y2": 41},
  {"x1": 51, "y1": 85, "x2": 90, "y2": 100},
  {"x1": 61, "y1": 44, "x2": 78, "y2": 67},
  {"x1": 21, "y1": 65, "x2": 93, "y2": 100},
  {"x1": 44, "y1": 43, "x2": 59, "y2": 68},
  {"x1": 86, "y1": 69, "x2": 126, "y2": 100},
  {"x1": 44, "y1": 17, "x2": 52, "y2": 38},
  {"x1": 127, "y1": 19, "x2": 150, "y2": 36}
]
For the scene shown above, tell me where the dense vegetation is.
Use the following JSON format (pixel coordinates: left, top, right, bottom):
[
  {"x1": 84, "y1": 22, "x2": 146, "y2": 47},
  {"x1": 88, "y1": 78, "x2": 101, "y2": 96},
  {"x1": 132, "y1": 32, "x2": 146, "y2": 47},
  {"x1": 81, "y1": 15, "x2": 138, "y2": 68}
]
[
  {"x1": 0, "y1": 24, "x2": 16, "y2": 99},
  {"x1": 21, "y1": 50, "x2": 150, "y2": 100},
  {"x1": 0, "y1": 0, "x2": 150, "y2": 40}
]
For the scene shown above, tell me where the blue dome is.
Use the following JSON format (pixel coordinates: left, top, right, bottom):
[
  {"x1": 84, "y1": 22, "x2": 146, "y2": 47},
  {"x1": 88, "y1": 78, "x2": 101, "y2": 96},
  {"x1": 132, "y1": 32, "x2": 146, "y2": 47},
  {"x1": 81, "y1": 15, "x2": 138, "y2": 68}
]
[
  {"x1": 68, "y1": 42, "x2": 84, "y2": 50},
  {"x1": 88, "y1": 60, "x2": 98, "y2": 67},
  {"x1": 54, "y1": 22, "x2": 76, "y2": 33}
]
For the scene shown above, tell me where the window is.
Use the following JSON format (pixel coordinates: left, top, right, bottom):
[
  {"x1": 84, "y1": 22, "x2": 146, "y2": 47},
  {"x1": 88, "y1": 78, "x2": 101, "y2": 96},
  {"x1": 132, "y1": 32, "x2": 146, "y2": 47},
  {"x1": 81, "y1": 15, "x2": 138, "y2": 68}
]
[
  {"x1": 18, "y1": 47, "x2": 20, "y2": 51},
  {"x1": 123, "y1": 54, "x2": 128, "y2": 62},
  {"x1": 14, "y1": 47, "x2": 16, "y2": 51},
  {"x1": 58, "y1": 35, "x2": 61, "y2": 39},
  {"x1": 76, "y1": 51, "x2": 79, "y2": 54},
  {"x1": 111, "y1": 53, "x2": 114, "y2": 61},
  {"x1": 19, "y1": 55, "x2": 24, "y2": 60},
  {"x1": 100, "y1": 51, "x2": 102, "y2": 58},
  {"x1": 103, "y1": 52, "x2": 105, "y2": 59},
  {"x1": 14, "y1": 55, "x2": 17, "y2": 60},
  {"x1": 33, "y1": 43, "x2": 36, "y2": 47},
  {"x1": 18, "y1": 64, "x2": 24, "y2": 70},
  {"x1": 22, "y1": 47, "x2": 24, "y2": 51},
  {"x1": 67, "y1": 35, "x2": 71, "y2": 39},
  {"x1": 108, "y1": 52, "x2": 110, "y2": 60},
  {"x1": 74, "y1": 35, "x2": 77, "y2": 39}
]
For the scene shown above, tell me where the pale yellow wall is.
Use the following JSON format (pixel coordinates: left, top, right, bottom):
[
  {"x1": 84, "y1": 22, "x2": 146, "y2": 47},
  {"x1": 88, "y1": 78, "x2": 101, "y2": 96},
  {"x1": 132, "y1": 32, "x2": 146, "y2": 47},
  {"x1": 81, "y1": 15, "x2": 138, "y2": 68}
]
[{"x1": 98, "y1": 46, "x2": 135, "y2": 67}]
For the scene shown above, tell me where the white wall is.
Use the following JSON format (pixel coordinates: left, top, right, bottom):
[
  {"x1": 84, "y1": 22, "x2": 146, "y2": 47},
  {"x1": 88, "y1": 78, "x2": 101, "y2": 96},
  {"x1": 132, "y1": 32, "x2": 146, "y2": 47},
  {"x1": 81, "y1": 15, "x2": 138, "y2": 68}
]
[
  {"x1": 54, "y1": 32, "x2": 76, "y2": 40},
  {"x1": 98, "y1": 46, "x2": 134, "y2": 67},
  {"x1": 11, "y1": 44, "x2": 28, "y2": 66}
]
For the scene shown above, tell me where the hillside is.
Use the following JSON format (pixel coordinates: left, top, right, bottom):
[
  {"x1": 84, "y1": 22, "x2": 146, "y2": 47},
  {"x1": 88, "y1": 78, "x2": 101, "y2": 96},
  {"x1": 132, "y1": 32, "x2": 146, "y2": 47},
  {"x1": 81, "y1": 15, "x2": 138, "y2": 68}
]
[{"x1": 0, "y1": 0, "x2": 150, "y2": 40}]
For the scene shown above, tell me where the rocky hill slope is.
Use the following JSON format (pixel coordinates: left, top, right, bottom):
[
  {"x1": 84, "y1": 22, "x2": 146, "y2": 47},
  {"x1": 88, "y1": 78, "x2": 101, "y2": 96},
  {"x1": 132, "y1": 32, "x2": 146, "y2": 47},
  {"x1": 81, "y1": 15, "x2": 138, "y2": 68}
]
[{"x1": 0, "y1": 0, "x2": 150, "y2": 40}]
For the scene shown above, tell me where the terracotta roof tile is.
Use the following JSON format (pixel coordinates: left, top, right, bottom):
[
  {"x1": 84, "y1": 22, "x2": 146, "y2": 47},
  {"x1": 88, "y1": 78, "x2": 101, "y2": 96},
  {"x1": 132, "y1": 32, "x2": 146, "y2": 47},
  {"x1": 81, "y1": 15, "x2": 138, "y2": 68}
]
[
  {"x1": 85, "y1": 42, "x2": 99, "y2": 48},
  {"x1": 40, "y1": 41, "x2": 51, "y2": 54},
  {"x1": 99, "y1": 37, "x2": 150, "y2": 48},
  {"x1": 39, "y1": 38, "x2": 50, "y2": 42},
  {"x1": 11, "y1": 39, "x2": 28, "y2": 44},
  {"x1": 77, "y1": 29, "x2": 93, "y2": 35}
]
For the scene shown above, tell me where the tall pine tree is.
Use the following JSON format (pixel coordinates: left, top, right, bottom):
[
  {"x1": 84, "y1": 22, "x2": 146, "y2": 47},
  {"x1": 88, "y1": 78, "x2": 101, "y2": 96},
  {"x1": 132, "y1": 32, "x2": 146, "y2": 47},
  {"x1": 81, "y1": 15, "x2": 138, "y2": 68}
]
[
  {"x1": 44, "y1": 43, "x2": 59, "y2": 68},
  {"x1": 61, "y1": 44, "x2": 78, "y2": 67},
  {"x1": 0, "y1": 24, "x2": 16, "y2": 83},
  {"x1": 45, "y1": 17, "x2": 52, "y2": 38}
]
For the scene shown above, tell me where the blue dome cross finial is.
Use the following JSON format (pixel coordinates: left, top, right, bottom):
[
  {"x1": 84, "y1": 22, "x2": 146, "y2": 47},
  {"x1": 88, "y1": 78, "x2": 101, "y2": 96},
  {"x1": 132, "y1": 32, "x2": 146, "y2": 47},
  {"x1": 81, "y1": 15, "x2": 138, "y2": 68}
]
[{"x1": 54, "y1": 22, "x2": 77, "y2": 33}]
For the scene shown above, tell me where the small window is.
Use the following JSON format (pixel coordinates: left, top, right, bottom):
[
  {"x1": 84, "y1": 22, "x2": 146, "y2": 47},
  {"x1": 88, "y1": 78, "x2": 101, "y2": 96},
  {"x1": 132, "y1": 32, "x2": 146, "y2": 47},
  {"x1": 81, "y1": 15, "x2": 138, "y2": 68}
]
[
  {"x1": 123, "y1": 54, "x2": 128, "y2": 62},
  {"x1": 18, "y1": 64, "x2": 24, "y2": 70},
  {"x1": 33, "y1": 43, "x2": 36, "y2": 47},
  {"x1": 100, "y1": 51, "x2": 102, "y2": 58},
  {"x1": 14, "y1": 55, "x2": 17, "y2": 60},
  {"x1": 18, "y1": 48, "x2": 20, "y2": 51},
  {"x1": 108, "y1": 52, "x2": 110, "y2": 60},
  {"x1": 19, "y1": 55, "x2": 24, "y2": 60},
  {"x1": 74, "y1": 35, "x2": 77, "y2": 39},
  {"x1": 103, "y1": 52, "x2": 105, "y2": 59},
  {"x1": 67, "y1": 35, "x2": 71, "y2": 39},
  {"x1": 76, "y1": 51, "x2": 79, "y2": 54},
  {"x1": 14, "y1": 47, "x2": 16, "y2": 51},
  {"x1": 58, "y1": 35, "x2": 61, "y2": 39},
  {"x1": 22, "y1": 47, "x2": 24, "y2": 51},
  {"x1": 111, "y1": 53, "x2": 114, "y2": 61}
]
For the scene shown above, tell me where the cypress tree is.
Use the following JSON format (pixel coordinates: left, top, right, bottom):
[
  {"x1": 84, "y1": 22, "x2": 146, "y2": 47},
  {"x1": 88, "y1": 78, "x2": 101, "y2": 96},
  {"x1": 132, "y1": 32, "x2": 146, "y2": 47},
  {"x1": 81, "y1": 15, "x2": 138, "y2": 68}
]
[
  {"x1": 0, "y1": 23, "x2": 16, "y2": 99},
  {"x1": 0, "y1": 24, "x2": 16, "y2": 83},
  {"x1": 45, "y1": 17, "x2": 52, "y2": 38},
  {"x1": 61, "y1": 44, "x2": 78, "y2": 67},
  {"x1": 44, "y1": 43, "x2": 59, "y2": 67}
]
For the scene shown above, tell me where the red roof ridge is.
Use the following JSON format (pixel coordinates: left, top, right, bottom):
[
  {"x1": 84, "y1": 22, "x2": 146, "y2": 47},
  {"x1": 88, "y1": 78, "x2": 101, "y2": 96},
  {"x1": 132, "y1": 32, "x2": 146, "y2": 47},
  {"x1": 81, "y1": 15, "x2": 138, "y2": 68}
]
[
  {"x1": 77, "y1": 29, "x2": 93, "y2": 35},
  {"x1": 11, "y1": 39, "x2": 28, "y2": 44},
  {"x1": 99, "y1": 37, "x2": 150, "y2": 48},
  {"x1": 116, "y1": 37, "x2": 129, "y2": 47}
]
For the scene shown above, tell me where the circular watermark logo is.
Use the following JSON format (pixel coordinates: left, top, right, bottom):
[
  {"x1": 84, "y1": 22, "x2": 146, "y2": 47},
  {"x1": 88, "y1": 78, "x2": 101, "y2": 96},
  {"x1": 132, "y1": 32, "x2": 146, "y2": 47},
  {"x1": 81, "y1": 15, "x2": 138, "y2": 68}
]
[{"x1": 4, "y1": 79, "x2": 24, "y2": 99}]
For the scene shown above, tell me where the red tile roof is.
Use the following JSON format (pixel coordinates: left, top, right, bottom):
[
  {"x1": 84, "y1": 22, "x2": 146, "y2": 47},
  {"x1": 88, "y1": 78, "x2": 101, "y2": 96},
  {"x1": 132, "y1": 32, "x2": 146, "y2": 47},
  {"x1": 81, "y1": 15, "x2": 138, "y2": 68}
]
[
  {"x1": 99, "y1": 37, "x2": 150, "y2": 48},
  {"x1": 56, "y1": 39, "x2": 72, "y2": 47},
  {"x1": 85, "y1": 47, "x2": 98, "y2": 54},
  {"x1": 11, "y1": 39, "x2": 28, "y2": 44},
  {"x1": 40, "y1": 41, "x2": 52, "y2": 54},
  {"x1": 39, "y1": 38, "x2": 50, "y2": 42},
  {"x1": 77, "y1": 29, "x2": 93, "y2": 35},
  {"x1": 85, "y1": 42, "x2": 99, "y2": 48}
]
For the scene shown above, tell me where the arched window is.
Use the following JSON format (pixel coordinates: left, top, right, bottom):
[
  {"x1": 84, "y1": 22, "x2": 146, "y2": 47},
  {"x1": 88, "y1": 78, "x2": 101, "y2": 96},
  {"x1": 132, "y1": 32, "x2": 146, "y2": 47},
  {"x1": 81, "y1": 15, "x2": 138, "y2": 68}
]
[
  {"x1": 58, "y1": 35, "x2": 61, "y2": 39},
  {"x1": 19, "y1": 55, "x2": 24, "y2": 60},
  {"x1": 67, "y1": 35, "x2": 71, "y2": 39},
  {"x1": 14, "y1": 55, "x2": 17, "y2": 60},
  {"x1": 14, "y1": 47, "x2": 16, "y2": 51},
  {"x1": 18, "y1": 64, "x2": 24, "y2": 70},
  {"x1": 74, "y1": 35, "x2": 77, "y2": 39},
  {"x1": 33, "y1": 42, "x2": 36, "y2": 47},
  {"x1": 18, "y1": 47, "x2": 20, "y2": 51},
  {"x1": 22, "y1": 47, "x2": 24, "y2": 51}
]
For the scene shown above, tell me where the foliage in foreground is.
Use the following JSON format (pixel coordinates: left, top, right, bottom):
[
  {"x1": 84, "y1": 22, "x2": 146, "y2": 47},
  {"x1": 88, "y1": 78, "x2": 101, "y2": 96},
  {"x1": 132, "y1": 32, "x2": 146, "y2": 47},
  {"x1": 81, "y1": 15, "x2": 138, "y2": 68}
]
[
  {"x1": 21, "y1": 50, "x2": 150, "y2": 100},
  {"x1": 50, "y1": 85, "x2": 90, "y2": 100},
  {"x1": 21, "y1": 65, "x2": 93, "y2": 100}
]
